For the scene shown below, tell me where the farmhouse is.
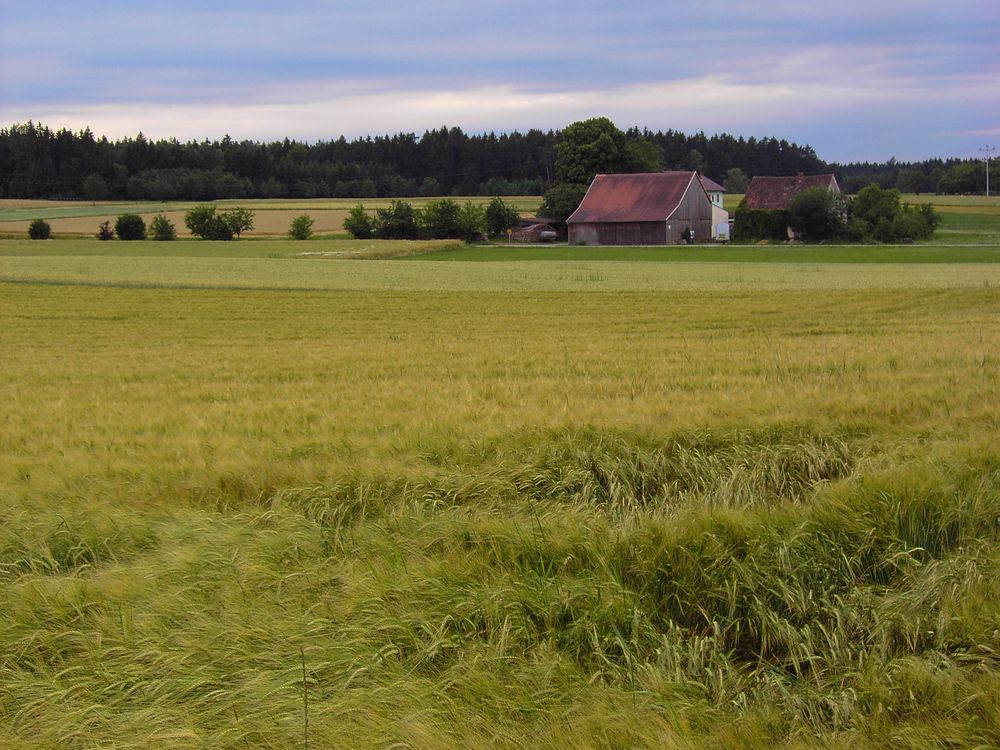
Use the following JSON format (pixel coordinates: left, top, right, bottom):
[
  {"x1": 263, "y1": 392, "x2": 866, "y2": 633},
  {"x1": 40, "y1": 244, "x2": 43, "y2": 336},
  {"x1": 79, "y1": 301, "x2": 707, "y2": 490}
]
[
  {"x1": 743, "y1": 173, "x2": 841, "y2": 210},
  {"x1": 699, "y1": 174, "x2": 731, "y2": 241},
  {"x1": 567, "y1": 171, "x2": 714, "y2": 245}
]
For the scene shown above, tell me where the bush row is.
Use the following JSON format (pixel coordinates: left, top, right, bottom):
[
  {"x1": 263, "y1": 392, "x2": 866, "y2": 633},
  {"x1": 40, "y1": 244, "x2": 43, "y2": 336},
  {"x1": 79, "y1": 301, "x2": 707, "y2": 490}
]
[
  {"x1": 734, "y1": 185, "x2": 940, "y2": 243},
  {"x1": 26, "y1": 209, "x2": 320, "y2": 242},
  {"x1": 344, "y1": 197, "x2": 520, "y2": 241}
]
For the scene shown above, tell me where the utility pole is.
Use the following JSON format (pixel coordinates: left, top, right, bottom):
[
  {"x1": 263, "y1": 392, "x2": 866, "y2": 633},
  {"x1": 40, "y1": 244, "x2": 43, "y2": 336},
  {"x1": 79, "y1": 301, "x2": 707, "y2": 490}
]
[{"x1": 981, "y1": 145, "x2": 996, "y2": 197}]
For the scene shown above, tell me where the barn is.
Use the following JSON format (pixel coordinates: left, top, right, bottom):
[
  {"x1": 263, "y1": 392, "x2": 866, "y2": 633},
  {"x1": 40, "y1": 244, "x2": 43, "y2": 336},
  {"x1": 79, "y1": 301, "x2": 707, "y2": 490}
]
[
  {"x1": 566, "y1": 172, "x2": 714, "y2": 245},
  {"x1": 743, "y1": 173, "x2": 841, "y2": 210}
]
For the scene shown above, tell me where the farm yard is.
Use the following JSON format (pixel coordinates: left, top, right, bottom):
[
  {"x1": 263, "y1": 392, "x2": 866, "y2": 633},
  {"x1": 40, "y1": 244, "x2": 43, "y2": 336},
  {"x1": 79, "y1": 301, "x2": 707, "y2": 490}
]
[{"x1": 1, "y1": 195, "x2": 999, "y2": 748}]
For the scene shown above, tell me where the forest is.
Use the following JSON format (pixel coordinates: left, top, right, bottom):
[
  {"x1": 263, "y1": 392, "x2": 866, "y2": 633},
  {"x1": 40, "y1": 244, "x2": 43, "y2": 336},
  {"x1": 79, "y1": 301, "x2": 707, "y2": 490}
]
[{"x1": 0, "y1": 121, "x2": 986, "y2": 201}]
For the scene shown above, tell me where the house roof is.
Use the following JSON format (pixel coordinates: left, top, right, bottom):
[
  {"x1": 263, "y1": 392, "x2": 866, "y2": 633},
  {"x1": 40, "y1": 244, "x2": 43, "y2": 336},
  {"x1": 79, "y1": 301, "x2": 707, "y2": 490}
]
[
  {"x1": 699, "y1": 175, "x2": 725, "y2": 193},
  {"x1": 567, "y1": 172, "x2": 701, "y2": 224},
  {"x1": 743, "y1": 174, "x2": 840, "y2": 210}
]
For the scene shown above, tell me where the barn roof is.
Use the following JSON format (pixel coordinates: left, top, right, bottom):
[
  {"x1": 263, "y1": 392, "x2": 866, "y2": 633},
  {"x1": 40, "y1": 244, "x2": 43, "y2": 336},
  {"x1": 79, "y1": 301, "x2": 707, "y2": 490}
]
[
  {"x1": 566, "y1": 172, "x2": 700, "y2": 224},
  {"x1": 743, "y1": 174, "x2": 840, "y2": 210},
  {"x1": 699, "y1": 175, "x2": 725, "y2": 193}
]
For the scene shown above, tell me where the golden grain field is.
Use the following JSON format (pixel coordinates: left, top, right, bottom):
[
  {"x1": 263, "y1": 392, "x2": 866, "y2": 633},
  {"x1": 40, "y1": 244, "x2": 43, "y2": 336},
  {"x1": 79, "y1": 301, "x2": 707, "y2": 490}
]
[
  {"x1": 3, "y1": 282, "x2": 996, "y2": 508},
  {"x1": 2, "y1": 226, "x2": 1000, "y2": 747}
]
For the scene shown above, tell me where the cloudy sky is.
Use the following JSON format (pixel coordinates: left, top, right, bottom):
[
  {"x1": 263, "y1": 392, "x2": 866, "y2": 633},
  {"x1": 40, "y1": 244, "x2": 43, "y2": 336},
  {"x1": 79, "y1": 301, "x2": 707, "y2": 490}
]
[{"x1": 1, "y1": 0, "x2": 996, "y2": 162}]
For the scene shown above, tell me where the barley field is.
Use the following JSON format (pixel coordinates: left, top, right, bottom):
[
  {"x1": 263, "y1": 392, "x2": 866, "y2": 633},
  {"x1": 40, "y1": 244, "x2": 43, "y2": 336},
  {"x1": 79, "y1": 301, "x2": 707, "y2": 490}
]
[{"x1": 1, "y1": 203, "x2": 999, "y2": 748}]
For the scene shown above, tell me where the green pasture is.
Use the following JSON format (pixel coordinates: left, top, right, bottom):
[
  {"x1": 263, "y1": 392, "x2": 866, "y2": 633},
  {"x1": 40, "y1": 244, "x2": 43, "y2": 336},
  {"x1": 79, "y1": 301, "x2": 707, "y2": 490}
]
[
  {"x1": 0, "y1": 238, "x2": 460, "y2": 259},
  {"x1": 412, "y1": 242, "x2": 1000, "y2": 263},
  {"x1": 2, "y1": 255, "x2": 999, "y2": 292}
]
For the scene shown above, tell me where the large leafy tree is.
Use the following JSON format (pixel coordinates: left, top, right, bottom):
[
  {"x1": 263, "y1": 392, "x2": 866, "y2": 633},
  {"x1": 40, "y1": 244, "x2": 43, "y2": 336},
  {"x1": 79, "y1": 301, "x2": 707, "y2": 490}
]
[
  {"x1": 554, "y1": 117, "x2": 661, "y2": 186},
  {"x1": 542, "y1": 117, "x2": 663, "y2": 225}
]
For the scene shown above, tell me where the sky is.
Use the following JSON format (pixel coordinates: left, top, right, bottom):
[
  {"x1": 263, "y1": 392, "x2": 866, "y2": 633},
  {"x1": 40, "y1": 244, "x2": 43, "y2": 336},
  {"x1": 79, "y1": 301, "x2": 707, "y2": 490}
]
[{"x1": 0, "y1": 0, "x2": 997, "y2": 163}]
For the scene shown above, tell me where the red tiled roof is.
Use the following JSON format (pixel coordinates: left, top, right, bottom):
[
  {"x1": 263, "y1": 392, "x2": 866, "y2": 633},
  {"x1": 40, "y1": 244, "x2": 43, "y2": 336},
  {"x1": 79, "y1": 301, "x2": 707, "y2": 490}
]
[
  {"x1": 743, "y1": 174, "x2": 840, "y2": 210},
  {"x1": 699, "y1": 175, "x2": 725, "y2": 193},
  {"x1": 567, "y1": 172, "x2": 699, "y2": 224}
]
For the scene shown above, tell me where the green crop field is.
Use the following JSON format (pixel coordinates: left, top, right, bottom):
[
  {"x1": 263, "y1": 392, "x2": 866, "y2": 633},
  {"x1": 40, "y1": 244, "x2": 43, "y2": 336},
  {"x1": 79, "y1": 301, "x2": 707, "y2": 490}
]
[{"x1": 1, "y1": 199, "x2": 999, "y2": 748}]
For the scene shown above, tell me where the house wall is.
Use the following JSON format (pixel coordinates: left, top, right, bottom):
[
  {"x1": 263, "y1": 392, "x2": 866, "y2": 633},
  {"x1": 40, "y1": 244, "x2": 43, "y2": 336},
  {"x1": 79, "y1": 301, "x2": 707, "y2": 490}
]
[
  {"x1": 666, "y1": 183, "x2": 713, "y2": 242},
  {"x1": 711, "y1": 204, "x2": 730, "y2": 240},
  {"x1": 569, "y1": 222, "x2": 666, "y2": 245}
]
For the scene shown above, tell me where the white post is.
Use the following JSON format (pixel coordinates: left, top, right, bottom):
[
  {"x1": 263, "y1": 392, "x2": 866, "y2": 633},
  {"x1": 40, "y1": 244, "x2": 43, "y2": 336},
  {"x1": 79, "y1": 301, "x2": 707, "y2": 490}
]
[{"x1": 981, "y1": 145, "x2": 996, "y2": 197}]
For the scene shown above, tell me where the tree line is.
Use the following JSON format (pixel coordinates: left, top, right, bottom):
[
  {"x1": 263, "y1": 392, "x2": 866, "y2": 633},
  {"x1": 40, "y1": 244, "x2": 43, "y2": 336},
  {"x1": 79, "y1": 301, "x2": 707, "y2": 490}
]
[
  {"x1": 832, "y1": 157, "x2": 992, "y2": 195},
  {"x1": 1, "y1": 121, "x2": 823, "y2": 202},
  {"x1": 1, "y1": 121, "x2": 989, "y2": 201}
]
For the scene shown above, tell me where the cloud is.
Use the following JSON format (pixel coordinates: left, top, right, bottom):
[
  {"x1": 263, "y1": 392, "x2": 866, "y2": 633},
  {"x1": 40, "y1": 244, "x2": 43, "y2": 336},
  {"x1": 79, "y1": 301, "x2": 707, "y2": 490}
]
[
  {"x1": 1, "y1": 0, "x2": 996, "y2": 161},
  {"x1": 4, "y1": 69, "x2": 990, "y2": 154}
]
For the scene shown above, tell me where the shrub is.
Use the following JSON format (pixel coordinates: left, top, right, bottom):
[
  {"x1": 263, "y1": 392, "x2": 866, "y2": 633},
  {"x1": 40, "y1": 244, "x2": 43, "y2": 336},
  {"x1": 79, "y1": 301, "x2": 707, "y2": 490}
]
[
  {"x1": 288, "y1": 214, "x2": 314, "y2": 240},
  {"x1": 421, "y1": 199, "x2": 461, "y2": 239},
  {"x1": 115, "y1": 213, "x2": 147, "y2": 241},
  {"x1": 374, "y1": 200, "x2": 419, "y2": 240},
  {"x1": 891, "y1": 204, "x2": 939, "y2": 242},
  {"x1": 851, "y1": 184, "x2": 900, "y2": 239},
  {"x1": 787, "y1": 187, "x2": 847, "y2": 241},
  {"x1": 185, "y1": 204, "x2": 234, "y2": 240},
  {"x1": 150, "y1": 214, "x2": 176, "y2": 241},
  {"x1": 732, "y1": 206, "x2": 790, "y2": 242},
  {"x1": 96, "y1": 221, "x2": 115, "y2": 241},
  {"x1": 344, "y1": 204, "x2": 374, "y2": 239},
  {"x1": 220, "y1": 207, "x2": 254, "y2": 238},
  {"x1": 917, "y1": 202, "x2": 941, "y2": 234},
  {"x1": 27, "y1": 218, "x2": 51, "y2": 239},
  {"x1": 848, "y1": 185, "x2": 939, "y2": 242},
  {"x1": 539, "y1": 183, "x2": 588, "y2": 225},
  {"x1": 485, "y1": 196, "x2": 520, "y2": 237},
  {"x1": 456, "y1": 201, "x2": 487, "y2": 242}
]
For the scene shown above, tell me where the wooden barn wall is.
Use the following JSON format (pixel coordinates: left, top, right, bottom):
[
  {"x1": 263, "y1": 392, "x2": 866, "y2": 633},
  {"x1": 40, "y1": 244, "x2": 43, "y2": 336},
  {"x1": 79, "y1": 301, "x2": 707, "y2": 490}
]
[
  {"x1": 667, "y1": 184, "x2": 714, "y2": 243},
  {"x1": 569, "y1": 222, "x2": 666, "y2": 246}
]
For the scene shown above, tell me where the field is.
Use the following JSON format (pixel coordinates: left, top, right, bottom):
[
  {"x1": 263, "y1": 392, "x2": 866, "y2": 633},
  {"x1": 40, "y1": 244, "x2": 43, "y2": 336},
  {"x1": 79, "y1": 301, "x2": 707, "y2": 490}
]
[
  {"x1": 1, "y1": 197, "x2": 999, "y2": 748},
  {"x1": 2, "y1": 194, "x2": 997, "y2": 242},
  {"x1": 0, "y1": 197, "x2": 543, "y2": 238}
]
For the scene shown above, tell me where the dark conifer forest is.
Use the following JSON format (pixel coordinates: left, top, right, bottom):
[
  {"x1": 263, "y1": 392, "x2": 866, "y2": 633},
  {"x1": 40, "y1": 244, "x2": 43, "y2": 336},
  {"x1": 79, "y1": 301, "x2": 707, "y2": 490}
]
[{"x1": 0, "y1": 121, "x2": 985, "y2": 200}]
